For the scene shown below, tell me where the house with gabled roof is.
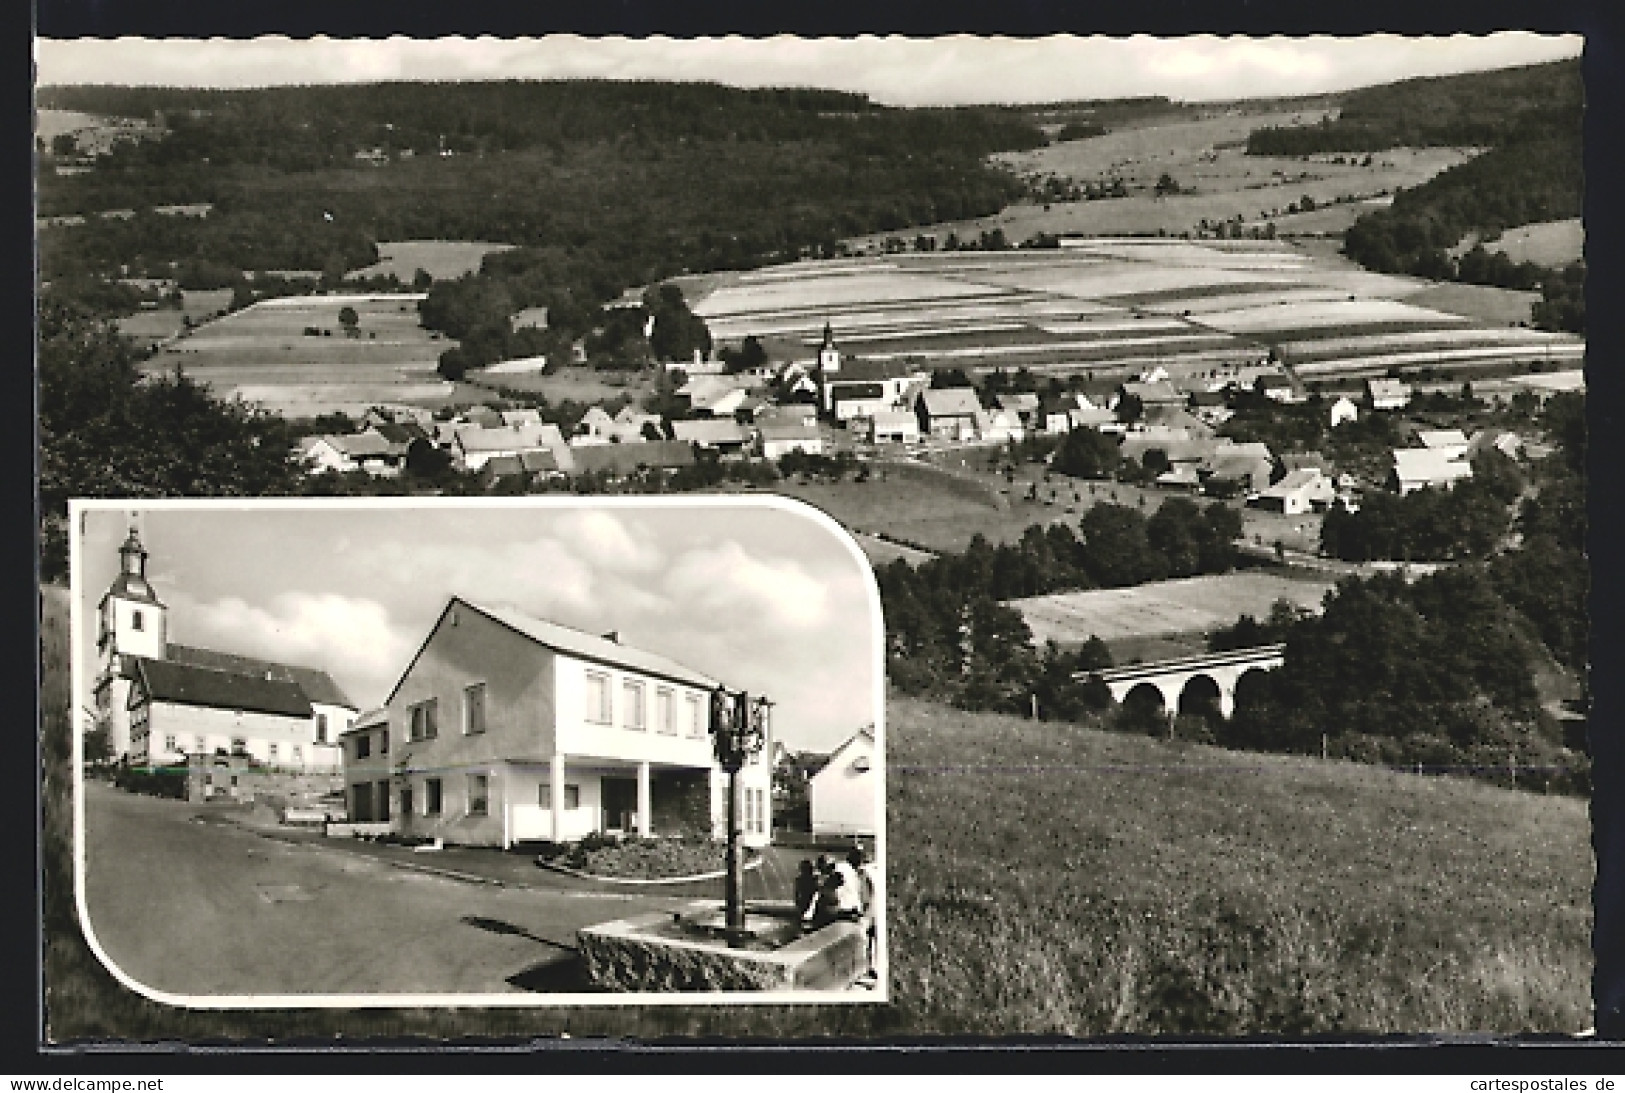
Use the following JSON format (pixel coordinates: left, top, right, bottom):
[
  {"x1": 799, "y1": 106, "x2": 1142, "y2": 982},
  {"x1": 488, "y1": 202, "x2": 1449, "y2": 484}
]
[
  {"x1": 808, "y1": 727, "x2": 876, "y2": 839},
  {"x1": 359, "y1": 597, "x2": 773, "y2": 849},
  {"x1": 917, "y1": 387, "x2": 983, "y2": 441}
]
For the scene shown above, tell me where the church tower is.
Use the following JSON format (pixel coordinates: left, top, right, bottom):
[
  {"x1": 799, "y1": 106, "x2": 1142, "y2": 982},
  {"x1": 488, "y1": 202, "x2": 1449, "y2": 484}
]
[
  {"x1": 94, "y1": 526, "x2": 168, "y2": 758},
  {"x1": 816, "y1": 321, "x2": 841, "y2": 413}
]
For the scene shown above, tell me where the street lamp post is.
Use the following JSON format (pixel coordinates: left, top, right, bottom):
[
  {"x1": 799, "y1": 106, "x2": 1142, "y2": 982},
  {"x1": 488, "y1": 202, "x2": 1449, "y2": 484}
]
[{"x1": 710, "y1": 685, "x2": 771, "y2": 940}]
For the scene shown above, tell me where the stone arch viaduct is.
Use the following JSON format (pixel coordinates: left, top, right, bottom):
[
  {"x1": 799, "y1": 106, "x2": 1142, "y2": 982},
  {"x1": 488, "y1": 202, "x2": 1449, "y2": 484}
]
[{"x1": 1079, "y1": 643, "x2": 1285, "y2": 719}]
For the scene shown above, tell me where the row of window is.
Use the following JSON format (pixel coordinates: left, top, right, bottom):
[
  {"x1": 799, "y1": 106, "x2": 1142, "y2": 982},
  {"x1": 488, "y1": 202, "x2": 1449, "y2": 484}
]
[
  {"x1": 584, "y1": 672, "x2": 706, "y2": 738},
  {"x1": 138, "y1": 730, "x2": 313, "y2": 766}
]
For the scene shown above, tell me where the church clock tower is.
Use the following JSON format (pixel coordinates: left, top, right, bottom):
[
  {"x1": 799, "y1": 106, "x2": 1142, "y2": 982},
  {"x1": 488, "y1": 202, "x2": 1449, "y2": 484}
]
[
  {"x1": 815, "y1": 321, "x2": 841, "y2": 413},
  {"x1": 93, "y1": 527, "x2": 168, "y2": 758}
]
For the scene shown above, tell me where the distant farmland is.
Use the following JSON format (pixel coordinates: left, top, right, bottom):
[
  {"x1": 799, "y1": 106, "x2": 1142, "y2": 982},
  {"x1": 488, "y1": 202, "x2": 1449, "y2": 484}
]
[
  {"x1": 690, "y1": 242, "x2": 1583, "y2": 387},
  {"x1": 1010, "y1": 571, "x2": 1338, "y2": 652},
  {"x1": 142, "y1": 293, "x2": 455, "y2": 418}
]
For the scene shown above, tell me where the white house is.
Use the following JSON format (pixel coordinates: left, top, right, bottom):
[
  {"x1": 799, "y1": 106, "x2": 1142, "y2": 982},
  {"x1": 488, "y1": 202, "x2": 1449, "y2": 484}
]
[
  {"x1": 1252, "y1": 468, "x2": 1337, "y2": 515},
  {"x1": 1366, "y1": 378, "x2": 1413, "y2": 411},
  {"x1": 758, "y1": 423, "x2": 824, "y2": 460},
  {"x1": 917, "y1": 388, "x2": 983, "y2": 441},
  {"x1": 861, "y1": 411, "x2": 921, "y2": 445},
  {"x1": 358, "y1": 598, "x2": 773, "y2": 850},
  {"x1": 453, "y1": 423, "x2": 565, "y2": 472},
  {"x1": 1329, "y1": 396, "x2": 1359, "y2": 428},
  {"x1": 1391, "y1": 448, "x2": 1474, "y2": 495},
  {"x1": 809, "y1": 727, "x2": 877, "y2": 839}
]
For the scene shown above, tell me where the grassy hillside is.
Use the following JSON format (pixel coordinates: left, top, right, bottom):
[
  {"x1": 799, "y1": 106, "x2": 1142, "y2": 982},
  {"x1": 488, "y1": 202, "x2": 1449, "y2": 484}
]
[
  {"x1": 42, "y1": 588, "x2": 1591, "y2": 1039},
  {"x1": 1246, "y1": 59, "x2": 1581, "y2": 155}
]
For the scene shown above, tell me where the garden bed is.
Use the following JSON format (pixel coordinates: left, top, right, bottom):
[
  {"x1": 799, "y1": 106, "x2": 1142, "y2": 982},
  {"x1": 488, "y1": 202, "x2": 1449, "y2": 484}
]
[{"x1": 537, "y1": 834, "x2": 759, "y2": 882}]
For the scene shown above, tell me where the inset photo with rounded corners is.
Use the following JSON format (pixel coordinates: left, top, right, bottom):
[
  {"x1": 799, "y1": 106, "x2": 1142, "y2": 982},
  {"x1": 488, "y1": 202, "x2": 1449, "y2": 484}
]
[{"x1": 70, "y1": 498, "x2": 885, "y2": 1006}]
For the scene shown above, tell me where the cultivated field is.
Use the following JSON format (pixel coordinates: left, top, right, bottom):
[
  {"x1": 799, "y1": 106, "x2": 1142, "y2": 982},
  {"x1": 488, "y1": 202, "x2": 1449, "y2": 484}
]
[
  {"x1": 142, "y1": 294, "x2": 456, "y2": 417},
  {"x1": 347, "y1": 239, "x2": 516, "y2": 283},
  {"x1": 690, "y1": 243, "x2": 1583, "y2": 389},
  {"x1": 843, "y1": 111, "x2": 1473, "y2": 251},
  {"x1": 1011, "y1": 571, "x2": 1337, "y2": 649}
]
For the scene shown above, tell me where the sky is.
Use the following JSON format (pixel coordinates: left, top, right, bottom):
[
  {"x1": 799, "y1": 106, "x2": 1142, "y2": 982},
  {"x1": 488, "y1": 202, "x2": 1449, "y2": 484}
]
[
  {"x1": 34, "y1": 34, "x2": 1581, "y2": 106},
  {"x1": 76, "y1": 501, "x2": 879, "y2": 754}
]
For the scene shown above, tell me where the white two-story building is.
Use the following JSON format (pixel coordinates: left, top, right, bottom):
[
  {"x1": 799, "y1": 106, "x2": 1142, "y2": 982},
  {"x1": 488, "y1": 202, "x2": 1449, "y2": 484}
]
[{"x1": 350, "y1": 597, "x2": 774, "y2": 849}]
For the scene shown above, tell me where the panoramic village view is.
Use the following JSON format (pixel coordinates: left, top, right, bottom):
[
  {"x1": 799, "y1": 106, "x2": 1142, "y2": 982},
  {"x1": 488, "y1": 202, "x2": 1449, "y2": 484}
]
[{"x1": 38, "y1": 35, "x2": 1593, "y2": 1036}]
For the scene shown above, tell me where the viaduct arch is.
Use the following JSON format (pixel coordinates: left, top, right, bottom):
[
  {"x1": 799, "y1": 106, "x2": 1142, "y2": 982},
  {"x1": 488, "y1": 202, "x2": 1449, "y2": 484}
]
[{"x1": 1079, "y1": 643, "x2": 1285, "y2": 720}]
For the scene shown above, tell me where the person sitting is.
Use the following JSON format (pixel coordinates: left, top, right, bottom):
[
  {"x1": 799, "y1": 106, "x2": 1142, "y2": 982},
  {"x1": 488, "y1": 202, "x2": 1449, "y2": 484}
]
[
  {"x1": 805, "y1": 869, "x2": 863, "y2": 930},
  {"x1": 793, "y1": 859, "x2": 819, "y2": 920}
]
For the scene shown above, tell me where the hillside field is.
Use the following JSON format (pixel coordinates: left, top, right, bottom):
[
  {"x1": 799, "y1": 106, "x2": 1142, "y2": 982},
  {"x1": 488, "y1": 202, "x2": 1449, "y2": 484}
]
[{"x1": 140, "y1": 294, "x2": 457, "y2": 418}]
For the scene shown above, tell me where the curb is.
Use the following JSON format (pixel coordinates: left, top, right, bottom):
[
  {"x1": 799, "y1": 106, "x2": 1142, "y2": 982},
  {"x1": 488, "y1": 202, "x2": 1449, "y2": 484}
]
[{"x1": 537, "y1": 854, "x2": 765, "y2": 887}]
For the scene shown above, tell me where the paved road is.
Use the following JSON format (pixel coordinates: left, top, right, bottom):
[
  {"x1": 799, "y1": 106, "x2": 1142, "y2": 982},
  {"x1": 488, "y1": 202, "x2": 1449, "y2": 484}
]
[{"x1": 81, "y1": 783, "x2": 699, "y2": 998}]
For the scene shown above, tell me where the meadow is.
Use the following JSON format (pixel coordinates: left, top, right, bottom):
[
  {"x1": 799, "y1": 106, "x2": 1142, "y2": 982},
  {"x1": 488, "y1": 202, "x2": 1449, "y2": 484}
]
[
  {"x1": 1479, "y1": 219, "x2": 1584, "y2": 267},
  {"x1": 347, "y1": 239, "x2": 516, "y2": 283}
]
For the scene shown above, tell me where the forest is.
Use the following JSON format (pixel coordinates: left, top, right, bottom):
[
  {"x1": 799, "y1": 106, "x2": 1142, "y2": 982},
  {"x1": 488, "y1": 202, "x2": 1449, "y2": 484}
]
[
  {"x1": 38, "y1": 81, "x2": 1044, "y2": 338},
  {"x1": 1243, "y1": 59, "x2": 1584, "y2": 324}
]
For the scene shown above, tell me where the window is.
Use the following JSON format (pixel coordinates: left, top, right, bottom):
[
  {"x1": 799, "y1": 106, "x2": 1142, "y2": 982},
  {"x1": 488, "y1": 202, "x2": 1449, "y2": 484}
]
[
  {"x1": 585, "y1": 672, "x2": 611, "y2": 724},
  {"x1": 564, "y1": 784, "x2": 580, "y2": 810},
  {"x1": 400, "y1": 786, "x2": 413, "y2": 817},
  {"x1": 623, "y1": 680, "x2": 645, "y2": 731},
  {"x1": 656, "y1": 688, "x2": 676, "y2": 735},
  {"x1": 230, "y1": 736, "x2": 247, "y2": 756},
  {"x1": 464, "y1": 682, "x2": 487, "y2": 735},
  {"x1": 686, "y1": 695, "x2": 704, "y2": 739},
  {"x1": 468, "y1": 774, "x2": 489, "y2": 816},
  {"x1": 292, "y1": 745, "x2": 302, "y2": 763},
  {"x1": 316, "y1": 714, "x2": 328, "y2": 743},
  {"x1": 425, "y1": 778, "x2": 443, "y2": 815},
  {"x1": 163, "y1": 734, "x2": 176, "y2": 754},
  {"x1": 356, "y1": 734, "x2": 371, "y2": 759},
  {"x1": 268, "y1": 742, "x2": 279, "y2": 761},
  {"x1": 131, "y1": 610, "x2": 144, "y2": 632},
  {"x1": 379, "y1": 728, "x2": 389, "y2": 754},
  {"x1": 194, "y1": 735, "x2": 205, "y2": 753},
  {"x1": 539, "y1": 784, "x2": 551, "y2": 809},
  {"x1": 409, "y1": 698, "x2": 439, "y2": 741}
]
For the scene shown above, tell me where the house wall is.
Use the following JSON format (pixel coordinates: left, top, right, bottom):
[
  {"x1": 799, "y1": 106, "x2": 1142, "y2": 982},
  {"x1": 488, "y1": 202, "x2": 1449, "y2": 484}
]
[
  {"x1": 553, "y1": 652, "x2": 716, "y2": 769},
  {"x1": 763, "y1": 435, "x2": 824, "y2": 459},
  {"x1": 133, "y1": 701, "x2": 321, "y2": 769},
  {"x1": 383, "y1": 603, "x2": 559, "y2": 847},
  {"x1": 810, "y1": 735, "x2": 877, "y2": 838}
]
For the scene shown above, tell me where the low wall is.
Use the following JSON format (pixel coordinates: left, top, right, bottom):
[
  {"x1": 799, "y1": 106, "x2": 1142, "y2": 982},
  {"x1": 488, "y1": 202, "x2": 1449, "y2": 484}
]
[
  {"x1": 326, "y1": 821, "x2": 394, "y2": 839},
  {"x1": 578, "y1": 903, "x2": 866, "y2": 992}
]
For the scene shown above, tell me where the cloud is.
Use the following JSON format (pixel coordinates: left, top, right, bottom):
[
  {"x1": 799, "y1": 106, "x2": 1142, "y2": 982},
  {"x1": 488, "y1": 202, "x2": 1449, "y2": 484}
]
[
  {"x1": 664, "y1": 541, "x2": 830, "y2": 632},
  {"x1": 170, "y1": 590, "x2": 413, "y2": 709},
  {"x1": 550, "y1": 511, "x2": 663, "y2": 573}
]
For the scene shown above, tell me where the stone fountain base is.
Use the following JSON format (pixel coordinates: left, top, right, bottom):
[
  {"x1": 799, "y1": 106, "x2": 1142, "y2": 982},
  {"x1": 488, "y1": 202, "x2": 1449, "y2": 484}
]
[{"x1": 577, "y1": 900, "x2": 868, "y2": 992}]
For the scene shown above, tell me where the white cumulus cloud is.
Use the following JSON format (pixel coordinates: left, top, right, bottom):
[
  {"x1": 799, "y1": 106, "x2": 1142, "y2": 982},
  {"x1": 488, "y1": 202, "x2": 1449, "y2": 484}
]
[{"x1": 170, "y1": 591, "x2": 412, "y2": 710}]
